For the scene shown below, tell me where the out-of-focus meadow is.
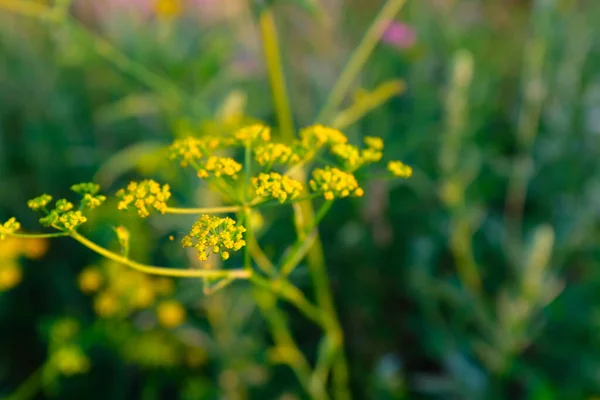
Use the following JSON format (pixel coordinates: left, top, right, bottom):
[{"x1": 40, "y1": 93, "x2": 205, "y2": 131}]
[{"x1": 1, "y1": 0, "x2": 600, "y2": 399}]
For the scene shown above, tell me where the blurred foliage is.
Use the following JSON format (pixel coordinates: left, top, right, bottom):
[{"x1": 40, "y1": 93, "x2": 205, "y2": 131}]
[{"x1": 2, "y1": 0, "x2": 600, "y2": 399}]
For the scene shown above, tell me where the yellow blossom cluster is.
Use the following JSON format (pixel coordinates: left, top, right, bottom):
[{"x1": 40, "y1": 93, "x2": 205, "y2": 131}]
[
  {"x1": 300, "y1": 124, "x2": 348, "y2": 148},
  {"x1": 27, "y1": 194, "x2": 53, "y2": 211},
  {"x1": 197, "y1": 156, "x2": 242, "y2": 180},
  {"x1": 168, "y1": 137, "x2": 221, "y2": 167},
  {"x1": 0, "y1": 236, "x2": 47, "y2": 291},
  {"x1": 116, "y1": 180, "x2": 171, "y2": 218},
  {"x1": 387, "y1": 160, "x2": 413, "y2": 178},
  {"x1": 254, "y1": 143, "x2": 301, "y2": 167},
  {"x1": 233, "y1": 124, "x2": 271, "y2": 145},
  {"x1": 50, "y1": 345, "x2": 90, "y2": 376},
  {"x1": 309, "y1": 167, "x2": 364, "y2": 200},
  {"x1": 154, "y1": 0, "x2": 181, "y2": 18},
  {"x1": 0, "y1": 218, "x2": 21, "y2": 240},
  {"x1": 329, "y1": 135, "x2": 384, "y2": 171},
  {"x1": 78, "y1": 260, "x2": 176, "y2": 320},
  {"x1": 252, "y1": 172, "x2": 304, "y2": 203},
  {"x1": 71, "y1": 182, "x2": 106, "y2": 209},
  {"x1": 156, "y1": 300, "x2": 187, "y2": 329},
  {"x1": 182, "y1": 215, "x2": 246, "y2": 261}
]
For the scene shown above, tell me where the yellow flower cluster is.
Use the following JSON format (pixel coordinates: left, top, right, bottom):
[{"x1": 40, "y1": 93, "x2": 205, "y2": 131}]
[
  {"x1": 57, "y1": 211, "x2": 88, "y2": 231},
  {"x1": 254, "y1": 143, "x2": 301, "y2": 167},
  {"x1": 252, "y1": 172, "x2": 304, "y2": 203},
  {"x1": 79, "y1": 260, "x2": 176, "y2": 319},
  {"x1": 387, "y1": 160, "x2": 413, "y2": 178},
  {"x1": 182, "y1": 215, "x2": 246, "y2": 261},
  {"x1": 116, "y1": 180, "x2": 171, "y2": 218},
  {"x1": 157, "y1": 300, "x2": 187, "y2": 328},
  {"x1": 197, "y1": 156, "x2": 242, "y2": 180},
  {"x1": 0, "y1": 218, "x2": 20, "y2": 240},
  {"x1": 309, "y1": 167, "x2": 364, "y2": 200},
  {"x1": 233, "y1": 124, "x2": 271, "y2": 145},
  {"x1": 0, "y1": 236, "x2": 44, "y2": 291},
  {"x1": 154, "y1": 0, "x2": 181, "y2": 18},
  {"x1": 168, "y1": 137, "x2": 221, "y2": 167},
  {"x1": 329, "y1": 135, "x2": 384, "y2": 171},
  {"x1": 27, "y1": 194, "x2": 53, "y2": 211},
  {"x1": 72, "y1": 182, "x2": 106, "y2": 209},
  {"x1": 50, "y1": 345, "x2": 90, "y2": 376},
  {"x1": 300, "y1": 125, "x2": 348, "y2": 150}
]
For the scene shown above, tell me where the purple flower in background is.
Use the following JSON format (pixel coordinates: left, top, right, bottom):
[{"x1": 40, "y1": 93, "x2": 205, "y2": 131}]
[{"x1": 382, "y1": 21, "x2": 416, "y2": 49}]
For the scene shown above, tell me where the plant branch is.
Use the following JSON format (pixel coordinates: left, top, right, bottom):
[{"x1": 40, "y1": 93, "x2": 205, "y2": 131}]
[{"x1": 316, "y1": 0, "x2": 407, "y2": 123}]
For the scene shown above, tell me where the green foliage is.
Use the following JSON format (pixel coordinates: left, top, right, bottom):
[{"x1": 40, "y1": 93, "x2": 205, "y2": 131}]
[{"x1": 2, "y1": 0, "x2": 600, "y2": 399}]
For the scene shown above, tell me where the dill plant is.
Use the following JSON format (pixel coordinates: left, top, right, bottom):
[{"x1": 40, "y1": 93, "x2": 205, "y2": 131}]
[{"x1": 0, "y1": 0, "x2": 411, "y2": 398}]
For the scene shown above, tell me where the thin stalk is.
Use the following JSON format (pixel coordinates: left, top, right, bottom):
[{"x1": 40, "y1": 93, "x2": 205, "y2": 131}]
[
  {"x1": 316, "y1": 0, "x2": 407, "y2": 123},
  {"x1": 259, "y1": 7, "x2": 295, "y2": 140},
  {"x1": 250, "y1": 275, "x2": 325, "y2": 327},
  {"x1": 9, "y1": 232, "x2": 70, "y2": 239},
  {"x1": 280, "y1": 200, "x2": 333, "y2": 277},
  {"x1": 255, "y1": 289, "x2": 330, "y2": 400},
  {"x1": 70, "y1": 231, "x2": 252, "y2": 279},
  {"x1": 165, "y1": 205, "x2": 242, "y2": 215},
  {"x1": 243, "y1": 138, "x2": 254, "y2": 271},
  {"x1": 4, "y1": 365, "x2": 43, "y2": 400}
]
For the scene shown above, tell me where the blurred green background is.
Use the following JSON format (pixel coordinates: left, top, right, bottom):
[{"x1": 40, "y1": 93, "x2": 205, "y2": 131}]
[{"x1": 2, "y1": 0, "x2": 600, "y2": 398}]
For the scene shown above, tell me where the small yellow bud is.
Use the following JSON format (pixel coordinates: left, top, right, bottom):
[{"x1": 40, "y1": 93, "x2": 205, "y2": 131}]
[{"x1": 157, "y1": 300, "x2": 186, "y2": 328}]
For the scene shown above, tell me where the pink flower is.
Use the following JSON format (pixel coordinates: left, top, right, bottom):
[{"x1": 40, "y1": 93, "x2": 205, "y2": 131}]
[{"x1": 382, "y1": 21, "x2": 416, "y2": 49}]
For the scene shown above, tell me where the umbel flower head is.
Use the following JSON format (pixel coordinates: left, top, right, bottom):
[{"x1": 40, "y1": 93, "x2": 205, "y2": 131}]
[
  {"x1": 254, "y1": 143, "x2": 301, "y2": 167},
  {"x1": 116, "y1": 180, "x2": 171, "y2": 218},
  {"x1": 196, "y1": 156, "x2": 242, "y2": 180},
  {"x1": 309, "y1": 167, "x2": 364, "y2": 200},
  {"x1": 182, "y1": 215, "x2": 246, "y2": 261},
  {"x1": 387, "y1": 160, "x2": 413, "y2": 178},
  {"x1": 168, "y1": 137, "x2": 221, "y2": 168},
  {"x1": 0, "y1": 218, "x2": 21, "y2": 240},
  {"x1": 252, "y1": 172, "x2": 304, "y2": 203},
  {"x1": 233, "y1": 124, "x2": 271, "y2": 145},
  {"x1": 300, "y1": 124, "x2": 348, "y2": 149}
]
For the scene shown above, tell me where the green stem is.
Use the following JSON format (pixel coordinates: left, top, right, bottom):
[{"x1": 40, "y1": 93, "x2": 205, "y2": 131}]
[
  {"x1": 250, "y1": 275, "x2": 325, "y2": 326},
  {"x1": 280, "y1": 200, "x2": 333, "y2": 277},
  {"x1": 9, "y1": 232, "x2": 70, "y2": 239},
  {"x1": 258, "y1": 7, "x2": 295, "y2": 140},
  {"x1": 316, "y1": 0, "x2": 408, "y2": 123},
  {"x1": 4, "y1": 365, "x2": 43, "y2": 400},
  {"x1": 69, "y1": 231, "x2": 251, "y2": 279},
  {"x1": 243, "y1": 137, "x2": 254, "y2": 271},
  {"x1": 165, "y1": 205, "x2": 241, "y2": 215}
]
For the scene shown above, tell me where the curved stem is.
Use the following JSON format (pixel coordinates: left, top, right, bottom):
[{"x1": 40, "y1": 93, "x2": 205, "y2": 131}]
[
  {"x1": 9, "y1": 232, "x2": 70, "y2": 239},
  {"x1": 316, "y1": 0, "x2": 407, "y2": 124},
  {"x1": 5, "y1": 365, "x2": 43, "y2": 400},
  {"x1": 250, "y1": 275, "x2": 325, "y2": 327},
  {"x1": 165, "y1": 205, "x2": 242, "y2": 215},
  {"x1": 69, "y1": 231, "x2": 251, "y2": 279}
]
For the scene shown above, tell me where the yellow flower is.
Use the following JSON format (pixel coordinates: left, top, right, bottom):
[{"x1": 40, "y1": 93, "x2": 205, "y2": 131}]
[
  {"x1": 182, "y1": 215, "x2": 246, "y2": 262},
  {"x1": 94, "y1": 291, "x2": 120, "y2": 318},
  {"x1": 78, "y1": 266, "x2": 104, "y2": 294},
  {"x1": 309, "y1": 167, "x2": 364, "y2": 200},
  {"x1": 330, "y1": 143, "x2": 363, "y2": 170},
  {"x1": 233, "y1": 124, "x2": 271, "y2": 144},
  {"x1": 168, "y1": 137, "x2": 221, "y2": 167},
  {"x1": 364, "y1": 136, "x2": 384, "y2": 151},
  {"x1": 157, "y1": 300, "x2": 186, "y2": 328},
  {"x1": 56, "y1": 211, "x2": 87, "y2": 231},
  {"x1": 197, "y1": 156, "x2": 242, "y2": 180},
  {"x1": 0, "y1": 262, "x2": 22, "y2": 291},
  {"x1": 131, "y1": 283, "x2": 156, "y2": 309},
  {"x1": 27, "y1": 194, "x2": 53, "y2": 211},
  {"x1": 154, "y1": 0, "x2": 181, "y2": 18},
  {"x1": 300, "y1": 125, "x2": 348, "y2": 148},
  {"x1": 116, "y1": 180, "x2": 171, "y2": 218},
  {"x1": 50, "y1": 318, "x2": 80, "y2": 344},
  {"x1": 51, "y1": 345, "x2": 90, "y2": 376},
  {"x1": 0, "y1": 237, "x2": 24, "y2": 259},
  {"x1": 22, "y1": 238, "x2": 48, "y2": 259},
  {"x1": 387, "y1": 160, "x2": 413, "y2": 178},
  {"x1": 0, "y1": 218, "x2": 20, "y2": 240},
  {"x1": 254, "y1": 143, "x2": 301, "y2": 166},
  {"x1": 252, "y1": 172, "x2": 304, "y2": 203}
]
